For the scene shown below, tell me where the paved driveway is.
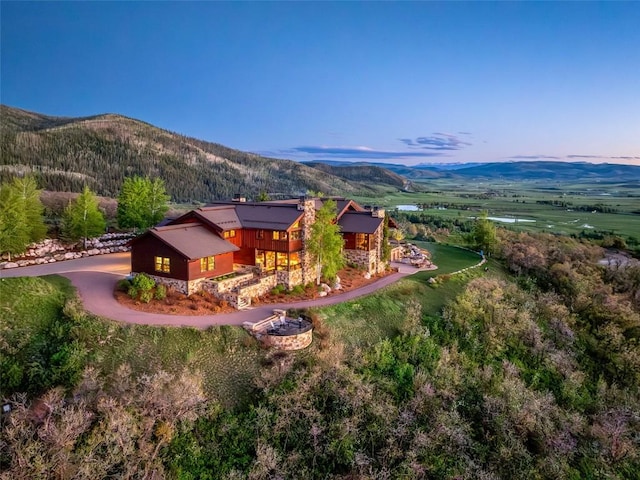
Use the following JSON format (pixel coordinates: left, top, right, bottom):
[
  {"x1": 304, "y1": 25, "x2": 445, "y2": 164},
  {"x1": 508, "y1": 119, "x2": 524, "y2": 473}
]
[{"x1": 1, "y1": 253, "x2": 422, "y2": 328}]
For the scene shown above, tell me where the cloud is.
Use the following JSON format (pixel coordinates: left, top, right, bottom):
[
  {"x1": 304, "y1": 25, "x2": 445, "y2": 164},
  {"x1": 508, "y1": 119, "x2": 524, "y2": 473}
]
[
  {"x1": 399, "y1": 133, "x2": 472, "y2": 151},
  {"x1": 286, "y1": 145, "x2": 447, "y2": 160},
  {"x1": 510, "y1": 155, "x2": 563, "y2": 160},
  {"x1": 566, "y1": 155, "x2": 602, "y2": 159}
]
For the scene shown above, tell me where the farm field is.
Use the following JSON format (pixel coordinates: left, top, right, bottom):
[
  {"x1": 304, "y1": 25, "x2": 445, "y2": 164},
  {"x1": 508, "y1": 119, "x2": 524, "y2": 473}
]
[{"x1": 356, "y1": 179, "x2": 640, "y2": 241}]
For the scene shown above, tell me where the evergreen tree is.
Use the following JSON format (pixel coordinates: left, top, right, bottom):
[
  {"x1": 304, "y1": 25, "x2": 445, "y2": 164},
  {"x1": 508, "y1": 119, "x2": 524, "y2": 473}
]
[
  {"x1": 14, "y1": 176, "x2": 47, "y2": 243},
  {"x1": 0, "y1": 184, "x2": 29, "y2": 261},
  {"x1": 62, "y1": 186, "x2": 106, "y2": 249},
  {"x1": 0, "y1": 176, "x2": 46, "y2": 260},
  {"x1": 117, "y1": 176, "x2": 170, "y2": 231},
  {"x1": 307, "y1": 199, "x2": 345, "y2": 284}
]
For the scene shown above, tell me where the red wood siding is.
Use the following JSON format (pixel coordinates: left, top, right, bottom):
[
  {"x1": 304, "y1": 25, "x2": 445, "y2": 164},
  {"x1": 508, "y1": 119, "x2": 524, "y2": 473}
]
[
  {"x1": 131, "y1": 235, "x2": 189, "y2": 281},
  {"x1": 241, "y1": 229, "x2": 302, "y2": 252},
  {"x1": 234, "y1": 246, "x2": 256, "y2": 265},
  {"x1": 187, "y1": 251, "x2": 234, "y2": 280}
]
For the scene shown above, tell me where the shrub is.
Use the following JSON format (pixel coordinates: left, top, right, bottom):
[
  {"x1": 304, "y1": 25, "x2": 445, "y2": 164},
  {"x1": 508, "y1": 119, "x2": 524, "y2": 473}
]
[
  {"x1": 140, "y1": 290, "x2": 153, "y2": 303},
  {"x1": 271, "y1": 284, "x2": 286, "y2": 295},
  {"x1": 116, "y1": 278, "x2": 131, "y2": 292},
  {"x1": 289, "y1": 285, "x2": 305, "y2": 295},
  {"x1": 132, "y1": 273, "x2": 156, "y2": 292},
  {"x1": 154, "y1": 284, "x2": 167, "y2": 300},
  {"x1": 128, "y1": 285, "x2": 139, "y2": 299}
]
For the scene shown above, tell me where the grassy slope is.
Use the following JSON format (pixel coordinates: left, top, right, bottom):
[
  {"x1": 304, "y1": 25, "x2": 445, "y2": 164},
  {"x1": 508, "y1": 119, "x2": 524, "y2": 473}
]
[
  {"x1": 318, "y1": 244, "x2": 486, "y2": 349},
  {"x1": 1, "y1": 244, "x2": 484, "y2": 405}
]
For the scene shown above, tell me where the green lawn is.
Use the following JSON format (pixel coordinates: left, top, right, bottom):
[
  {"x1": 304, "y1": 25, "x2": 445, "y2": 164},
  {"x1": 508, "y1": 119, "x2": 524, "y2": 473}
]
[{"x1": 317, "y1": 243, "x2": 490, "y2": 349}]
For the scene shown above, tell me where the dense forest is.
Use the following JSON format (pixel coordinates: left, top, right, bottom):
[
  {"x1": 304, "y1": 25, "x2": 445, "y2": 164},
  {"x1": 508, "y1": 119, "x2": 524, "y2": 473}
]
[
  {"x1": 2, "y1": 230, "x2": 639, "y2": 478},
  {"x1": 0, "y1": 105, "x2": 404, "y2": 203}
]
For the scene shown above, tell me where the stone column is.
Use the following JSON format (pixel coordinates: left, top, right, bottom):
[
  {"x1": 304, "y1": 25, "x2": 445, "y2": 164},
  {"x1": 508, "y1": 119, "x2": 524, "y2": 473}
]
[{"x1": 299, "y1": 197, "x2": 316, "y2": 285}]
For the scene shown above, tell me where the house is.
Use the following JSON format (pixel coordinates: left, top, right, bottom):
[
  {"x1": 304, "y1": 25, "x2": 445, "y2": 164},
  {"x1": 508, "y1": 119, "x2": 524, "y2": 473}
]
[{"x1": 129, "y1": 196, "x2": 392, "y2": 307}]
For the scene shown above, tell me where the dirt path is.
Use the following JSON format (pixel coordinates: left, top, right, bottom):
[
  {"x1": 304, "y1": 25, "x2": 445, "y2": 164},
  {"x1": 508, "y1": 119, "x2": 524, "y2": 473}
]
[{"x1": 1, "y1": 253, "x2": 425, "y2": 328}]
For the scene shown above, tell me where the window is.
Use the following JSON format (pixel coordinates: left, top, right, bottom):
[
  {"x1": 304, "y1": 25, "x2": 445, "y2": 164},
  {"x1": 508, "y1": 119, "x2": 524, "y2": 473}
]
[
  {"x1": 356, "y1": 233, "x2": 369, "y2": 250},
  {"x1": 290, "y1": 230, "x2": 302, "y2": 240},
  {"x1": 223, "y1": 230, "x2": 236, "y2": 239},
  {"x1": 272, "y1": 231, "x2": 288, "y2": 240},
  {"x1": 256, "y1": 230, "x2": 264, "y2": 239},
  {"x1": 200, "y1": 256, "x2": 215, "y2": 272},
  {"x1": 154, "y1": 256, "x2": 170, "y2": 273},
  {"x1": 289, "y1": 252, "x2": 301, "y2": 269},
  {"x1": 276, "y1": 252, "x2": 288, "y2": 271},
  {"x1": 291, "y1": 220, "x2": 300, "y2": 229}
]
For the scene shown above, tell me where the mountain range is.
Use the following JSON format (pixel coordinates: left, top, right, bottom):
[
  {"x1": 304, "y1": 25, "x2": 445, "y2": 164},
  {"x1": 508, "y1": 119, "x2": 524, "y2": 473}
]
[
  {"x1": 0, "y1": 105, "x2": 402, "y2": 202},
  {"x1": 1, "y1": 105, "x2": 638, "y2": 204}
]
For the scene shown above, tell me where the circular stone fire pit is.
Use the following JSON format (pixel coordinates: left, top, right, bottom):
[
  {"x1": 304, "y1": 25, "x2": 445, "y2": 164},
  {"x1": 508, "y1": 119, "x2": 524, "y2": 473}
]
[{"x1": 264, "y1": 316, "x2": 313, "y2": 350}]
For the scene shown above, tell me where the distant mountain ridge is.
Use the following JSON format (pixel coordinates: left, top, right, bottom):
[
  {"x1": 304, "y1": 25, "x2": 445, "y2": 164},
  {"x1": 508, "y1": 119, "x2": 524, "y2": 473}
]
[
  {"x1": 305, "y1": 159, "x2": 640, "y2": 182},
  {"x1": 0, "y1": 105, "x2": 406, "y2": 202}
]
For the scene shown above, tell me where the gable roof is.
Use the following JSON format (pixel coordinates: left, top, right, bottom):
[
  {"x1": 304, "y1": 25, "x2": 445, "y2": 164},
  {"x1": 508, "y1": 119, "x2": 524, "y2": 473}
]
[
  {"x1": 338, "y1": 212, "x2": 384, "y2": 234},
  {"x1": 234, "y1": 203, "x2": 304, "y2": 230},
  {"x1": 193, "y1": 205, "x2": 242, "y2": 231},
  {"x1": 140, "y1": 223, "x2": 239, "y2": 260}
]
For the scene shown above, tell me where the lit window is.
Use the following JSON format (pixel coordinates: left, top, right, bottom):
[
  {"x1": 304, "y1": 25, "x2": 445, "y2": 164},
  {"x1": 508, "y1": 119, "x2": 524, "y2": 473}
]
[
  {"x1": 290, "y1": 230, "x2": 301, "y2": 240},
  {"x1": 256, "y1": 230, "x2": 264, "y2": 239},
  {"x1": 276, "y1": 252, "x2": 288, "y2": 270},
  {"x1": 223, "y1": 230, "x2": 236, "y2": 239},
  {"x1": 356, "y1": 233, "x2": 369, "y2": 250},
  {"x1": 272, "y1": 231, "x2": 288, "y2": 240},
  {"x1": 154, "y1": 256, "x2": 170, "y2": 273},
  {"x1": 291, "y1": 220, "x2": 300, "y2": 229},
  {"x1": 200, "y1": 256, "x2": 215, "y2": 272},
  {"x1": 289, "y1": 252, "x2": 301, "y2": 269}
]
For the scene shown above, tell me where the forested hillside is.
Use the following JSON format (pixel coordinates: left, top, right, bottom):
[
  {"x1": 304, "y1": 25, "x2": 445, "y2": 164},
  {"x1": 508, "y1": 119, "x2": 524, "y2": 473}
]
[
  {"x1": 0, "y1": 105, "x2": 395, "y2": 202},
  {"x1": 304, "y1": 161, "x2": 413, "y2": 190}
]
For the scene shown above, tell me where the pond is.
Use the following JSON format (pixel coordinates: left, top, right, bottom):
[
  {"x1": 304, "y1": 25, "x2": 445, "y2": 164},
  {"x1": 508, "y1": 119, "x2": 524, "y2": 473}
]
[
  {"x1": 470, "y1": 216, "x2": 536, "y2": 224},
  {"x1": 396, "y1": 204, "x2": 421, "y2": 211}
]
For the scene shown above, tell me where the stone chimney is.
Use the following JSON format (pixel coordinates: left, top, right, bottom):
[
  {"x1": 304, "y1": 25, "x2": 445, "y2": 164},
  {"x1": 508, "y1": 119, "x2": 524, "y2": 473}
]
[
  {"x1": 299, "y1": 196, "x2": 317, "y2": 285},
  {"x1": 372, "y1": 206, "x2": 385, "y2": 218}
]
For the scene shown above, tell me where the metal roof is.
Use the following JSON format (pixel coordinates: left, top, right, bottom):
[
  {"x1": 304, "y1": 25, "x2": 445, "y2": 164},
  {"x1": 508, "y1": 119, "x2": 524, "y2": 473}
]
[
  {"x1": 193, "y1": 205, "x2": 242, "y2": 230},
  {"x1": 338, "y1": 212, "x2": 384, "y2": 234},
  {"x1": 234, "y1": 203, "x2": 304, "y2": 230},
  {"x1": 149, "y1": 223, "x2": 239, "y2": 259}
]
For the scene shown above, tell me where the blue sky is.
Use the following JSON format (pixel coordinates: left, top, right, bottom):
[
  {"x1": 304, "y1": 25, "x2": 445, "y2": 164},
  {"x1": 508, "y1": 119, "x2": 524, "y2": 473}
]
[{"x1": 2, "y1": 1, "x2": 639, "y2": 166}]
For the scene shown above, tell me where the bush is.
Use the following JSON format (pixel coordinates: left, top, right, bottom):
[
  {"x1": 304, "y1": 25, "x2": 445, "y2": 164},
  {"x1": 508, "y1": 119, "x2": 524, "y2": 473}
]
[
  {"x1": 271, "y1": 284, "x2": 286, "y2": 295},
  {"x1": 154, "y1": 284, "x2": 167, "y2": 300},
  {"x1": 289, "y1": 285, "x2": 305, "y2": 295},
  {"x1": 132, "y1": 273, "x2": 156, "y2": 292},
  {"x1": 116, "y1": 278, "x2": 131, "y2": 292},
  {"x1": 128, "y1": 285, "x2": 139, "y2": 299},
  {"x1": 140, "y1": 290, "x2": 153, "y2": 304}
]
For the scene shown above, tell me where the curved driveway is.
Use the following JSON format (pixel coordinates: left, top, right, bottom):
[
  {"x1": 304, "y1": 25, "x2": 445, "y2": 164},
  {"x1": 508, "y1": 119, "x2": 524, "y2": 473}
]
[{"x1": 1, "y1": 253, "x2": 423, "y2": 328}]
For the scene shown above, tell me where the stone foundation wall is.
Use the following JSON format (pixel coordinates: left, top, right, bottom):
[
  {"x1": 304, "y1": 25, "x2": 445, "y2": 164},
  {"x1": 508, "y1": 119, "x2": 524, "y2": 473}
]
[
  {"x1": 146, "y1": 275, "x2": 208, "y2": 296},
  {"x1": 344, "y1": 248, "x2": 376, "y2": 273},
  {"x1": 148, "y1": 275, "x2": 189, "y2": 295},
  {"x1": 276, "y1": 268, "x2": 303, "y2": 289}
]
